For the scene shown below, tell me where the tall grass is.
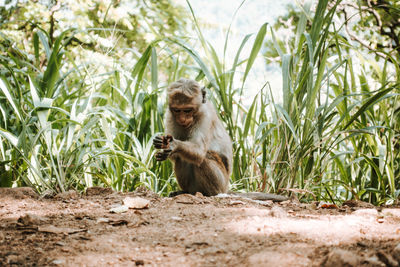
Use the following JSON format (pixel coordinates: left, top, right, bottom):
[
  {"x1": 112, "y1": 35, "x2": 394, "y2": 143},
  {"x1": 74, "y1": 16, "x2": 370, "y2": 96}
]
[
  {"x1": 0, "y1": 0, "x2": 398, "y2": 204},
  {"x1": 0, "y1": 30, "x2": 171, "y2": 194},
  {"x1": 263, "y1": 0, "x2": 400, "y2": 204}
]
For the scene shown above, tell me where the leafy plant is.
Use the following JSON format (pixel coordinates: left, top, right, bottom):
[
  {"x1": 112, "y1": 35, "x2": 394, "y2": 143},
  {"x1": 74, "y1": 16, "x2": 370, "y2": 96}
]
[
  {"x1": 0, "y1": 0, "x2": 398, "y2": 205},
  {"x1": 262, "y1": 0, "x2": 399, "y2": 204}
]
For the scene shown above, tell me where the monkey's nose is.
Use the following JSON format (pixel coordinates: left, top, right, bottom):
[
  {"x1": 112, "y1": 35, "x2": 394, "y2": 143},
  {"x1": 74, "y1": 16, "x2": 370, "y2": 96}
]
[
  {"x1": 177, "y1": 120, "x2": 186, "y2": 125},
  {"x1": 178, "y1": 120, "x2": 190, "y2": 128}
]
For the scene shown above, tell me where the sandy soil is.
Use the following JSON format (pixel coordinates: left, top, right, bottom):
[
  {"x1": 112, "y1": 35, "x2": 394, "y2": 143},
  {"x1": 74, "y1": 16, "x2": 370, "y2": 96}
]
[{"x1": 1, "y1": 187, "x2": 400, "y2": 267}]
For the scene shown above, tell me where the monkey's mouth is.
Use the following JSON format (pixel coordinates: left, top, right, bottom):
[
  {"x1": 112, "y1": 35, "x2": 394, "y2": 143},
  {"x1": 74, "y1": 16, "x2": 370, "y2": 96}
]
[{"x1": 178, "y1": 122, "x2": 192, "y2": 128}]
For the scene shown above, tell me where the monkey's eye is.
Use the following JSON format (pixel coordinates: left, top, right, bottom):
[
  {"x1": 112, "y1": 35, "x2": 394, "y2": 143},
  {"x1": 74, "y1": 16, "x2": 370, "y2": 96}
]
[{"x1": 170, "y1": 108, "x2": 194, "y2": 114}]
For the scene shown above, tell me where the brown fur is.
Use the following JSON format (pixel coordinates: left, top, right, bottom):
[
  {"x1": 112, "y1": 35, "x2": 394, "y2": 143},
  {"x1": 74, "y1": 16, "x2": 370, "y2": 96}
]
[
  {"x1": 206, "y1": 151, "x2": 229, "y2": 174},
  {"x1": 154, "y1": 79, "x2": 289, "y2": 201},
  {"x1": 159, "y1": 79, "x2": 233, "y2": 196},
  {"x1": 169, "y1": 93, "x2": 193, "y2": 106}
]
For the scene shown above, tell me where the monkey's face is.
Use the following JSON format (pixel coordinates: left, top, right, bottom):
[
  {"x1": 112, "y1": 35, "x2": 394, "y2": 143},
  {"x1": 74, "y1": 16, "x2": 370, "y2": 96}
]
[{"x1": 170, "y1": 105, "x2": 197, "y2": 128}]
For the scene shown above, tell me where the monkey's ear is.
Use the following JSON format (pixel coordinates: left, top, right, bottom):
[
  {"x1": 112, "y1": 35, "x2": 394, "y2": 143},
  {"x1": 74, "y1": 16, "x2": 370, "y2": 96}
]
[{"x1": 201, "y1": 87, "x2": 206, "y2": 103}]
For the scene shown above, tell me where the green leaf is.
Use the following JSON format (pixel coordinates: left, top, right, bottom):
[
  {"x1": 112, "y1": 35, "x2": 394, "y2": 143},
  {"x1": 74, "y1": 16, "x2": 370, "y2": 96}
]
[
  {"x1": 0, "y1": 78, "x2": 22, "y2": 121},
  {"x1": 0, "y1": 128, "x2": 18, "y2": 147},
  {"x1": 167, "y1": 38, "x2": 218, "y2": 90},
  {"x1": 274, "y1": 104, "x2": 299, "y2": 145},
  {"x1": 37, "y1": 31, "x2": 51, "y2": 59},
  {"x1": 282, "y1": 54, "x2": 291, "y2": 111},
  {"x1": 33, "y1": 32, "x2": 40, "y2": 63},
  {"x1": 343, "y1": 86, "x2": 397, "y2": 130},
  {"x1": 151, "y1": 46, "x2": 158, "y2": 91},
  {"x1": 243, "y1": 95, "x2": 257, "y2": 137},
  {"x1": 242, "y1": 22, "x2": 268, "y2": 87}
]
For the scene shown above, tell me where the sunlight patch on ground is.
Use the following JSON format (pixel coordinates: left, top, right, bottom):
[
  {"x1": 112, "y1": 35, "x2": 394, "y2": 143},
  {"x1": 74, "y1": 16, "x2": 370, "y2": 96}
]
[{"x1": 224, "y1": 207, "x2": 400, "y2": 246}]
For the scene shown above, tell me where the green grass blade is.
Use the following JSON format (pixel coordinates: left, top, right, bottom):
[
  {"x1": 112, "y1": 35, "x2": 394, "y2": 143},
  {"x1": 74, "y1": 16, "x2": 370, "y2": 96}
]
[
  {"x1": 167, "y1": 38, "x2": 217, "y2": 90},
  {"x1": 243, "y1": 95, "x2": 257, "y2": 137},
  {"x1": 229, "y1": 34, "x2": 251, "y2": 91},
  {"x1": 0, "y1": 78, "x2": 22, "y2": 121},
  {"x1": 242, "y1": 22, "x2": 267, "y2": 87},
  {"x1": 151, "y1": 46, "x2": 158, "y2": 91},
  {"x1": 0, "y1": 128, "x2": 18, "y2": 147},
  {"x1": 37, "y1": 31, "x2": 51, "y2": 59},
  {"x1": 282, "y1": 54, "x2": 291, "y2": 111},
  {"x1": 33, "y1": 32, "x2": 40, "y2": 64},
  {"x1": 274, "y1": 104, "x2": 299, "y2": 145},
  {"x1": 343, "y1": 86, "x2": 397, "y2": 130}
]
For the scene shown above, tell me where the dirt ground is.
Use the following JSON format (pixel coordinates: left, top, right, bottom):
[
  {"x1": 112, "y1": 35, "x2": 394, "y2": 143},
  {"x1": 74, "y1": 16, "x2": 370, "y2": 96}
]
[{"x1": 1, "y1": 187, "x2": 400, "y2": 267}]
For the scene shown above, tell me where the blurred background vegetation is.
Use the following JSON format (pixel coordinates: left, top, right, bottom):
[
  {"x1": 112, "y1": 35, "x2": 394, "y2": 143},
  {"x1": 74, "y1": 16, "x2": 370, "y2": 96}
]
[{"x1": 0, "y1": 0, "x2": 399, "y2": 205}]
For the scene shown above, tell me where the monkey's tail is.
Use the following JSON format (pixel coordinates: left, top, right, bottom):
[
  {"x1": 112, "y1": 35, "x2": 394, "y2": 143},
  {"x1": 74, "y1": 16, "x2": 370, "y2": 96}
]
[{"x1": 227, "y1": 191, "x2": 288, "y2": 202}]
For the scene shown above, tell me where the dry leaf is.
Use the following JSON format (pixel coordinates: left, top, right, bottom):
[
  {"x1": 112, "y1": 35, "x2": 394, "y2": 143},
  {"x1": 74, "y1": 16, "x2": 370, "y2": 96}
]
[
  {"x1": 109, "y1": 205, "x2": 129, "y2": 213},
  {"x1": 96, "y1": 217, "x2": 110, "y2": 223},
  {"x1": 123, "y1": 197, "x2": 150, "y2": 209}
]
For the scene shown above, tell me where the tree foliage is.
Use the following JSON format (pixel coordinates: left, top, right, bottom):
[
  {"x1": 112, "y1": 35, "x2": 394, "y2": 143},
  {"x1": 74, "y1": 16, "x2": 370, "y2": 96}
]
[
  {"x1": 340, "y1": 0, "x2": 400, "y2": 62},
  {"x1": 1, "y1": 0, "x2": 188, "y2": 62}
]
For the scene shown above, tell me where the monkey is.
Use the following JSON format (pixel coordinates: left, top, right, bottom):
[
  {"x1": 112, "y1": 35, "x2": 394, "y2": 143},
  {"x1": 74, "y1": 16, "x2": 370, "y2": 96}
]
[
  {"x1": 153, "y1": 78, "x2": 288, "y2": 202},
  {"x1": 153, "y1": 78, "x2": 231, "y2": 197}
]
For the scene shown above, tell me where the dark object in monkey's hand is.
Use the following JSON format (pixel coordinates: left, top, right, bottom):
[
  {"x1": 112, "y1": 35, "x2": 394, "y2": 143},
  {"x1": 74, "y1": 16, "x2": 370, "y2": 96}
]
[
  {"x1": 155, "y1": 149, "x2": 172, "y2": 161},
  {"x1": 153, "y1": 135, "x2": 173, "y2": 149}
]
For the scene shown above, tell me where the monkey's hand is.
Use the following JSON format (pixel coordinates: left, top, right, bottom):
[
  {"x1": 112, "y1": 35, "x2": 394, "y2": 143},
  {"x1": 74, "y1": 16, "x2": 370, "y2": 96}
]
[
  {"x1": 155, "y1": 149, "x2": 172, "y2": 161},
  {"x1": 153, "y1": 135, "x2": 173, "y2": 149}
]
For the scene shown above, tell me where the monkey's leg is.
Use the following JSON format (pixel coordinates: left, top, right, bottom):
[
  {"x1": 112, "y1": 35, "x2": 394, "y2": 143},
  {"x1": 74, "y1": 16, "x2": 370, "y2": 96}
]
[{"x1": 190, "y1": 152, "x2": 230, "y2": 196}]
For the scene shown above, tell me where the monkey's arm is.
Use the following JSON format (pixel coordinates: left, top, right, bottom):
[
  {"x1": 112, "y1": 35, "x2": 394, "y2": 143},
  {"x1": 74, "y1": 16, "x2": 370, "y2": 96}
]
[
  {"x1": 153, "y1": 134, "x2": 208, "y2": 165},
  {"x1": 162, "y1": 115, "x2": 212, "y2": 165},
  {"x1": 169, "y1": 137, "x2": 208, "y2": 166},
  {"x1": 153, "y1": 135, "x2": 172, "y2": 161}
]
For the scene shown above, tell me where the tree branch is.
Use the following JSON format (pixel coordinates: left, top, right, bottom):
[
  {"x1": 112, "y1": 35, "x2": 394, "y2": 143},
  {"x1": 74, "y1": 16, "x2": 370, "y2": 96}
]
[{"x1": 342, "y1": 6, "x2": 390, "y2": 61}]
